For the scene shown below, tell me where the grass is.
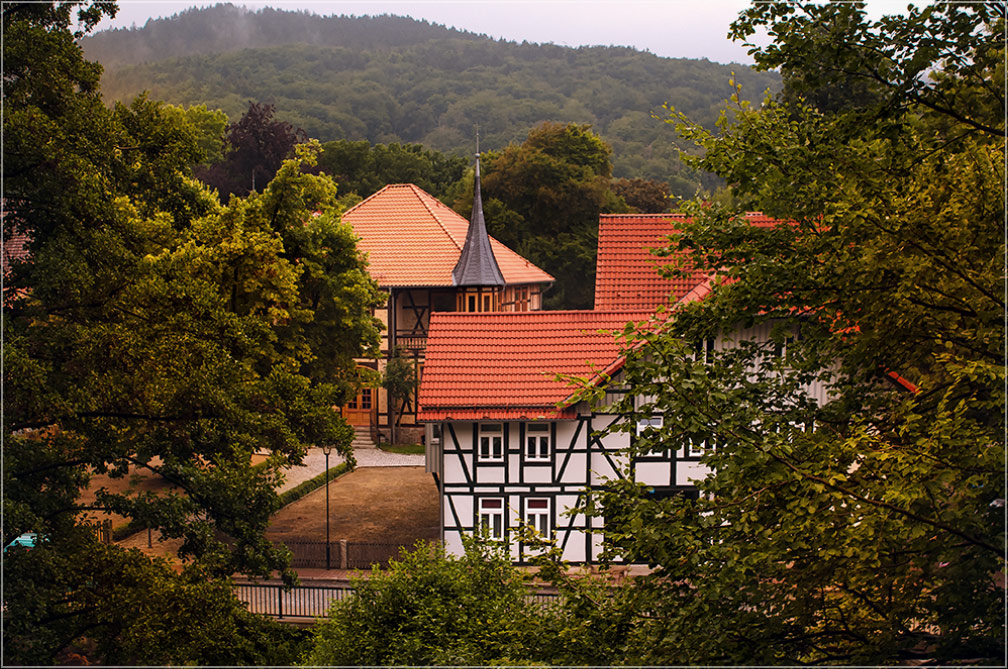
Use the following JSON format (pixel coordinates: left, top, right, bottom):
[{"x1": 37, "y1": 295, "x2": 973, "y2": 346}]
[
  {"x1": 276, "y1": 462, "x2": 352, "y2": 508},
  {"x1": 377, "y1": 442, "x2": 425, "y2": 455}
]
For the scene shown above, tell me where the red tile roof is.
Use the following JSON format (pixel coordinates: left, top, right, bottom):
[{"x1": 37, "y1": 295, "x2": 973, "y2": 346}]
[
  {"x1": 594, "y1": 214, "x2": 698, "y2": 310},
  {"x1": 594, "y1": 212, "x2": 779, "y2": 311},
  {"x1": 418, "y1": 310, "x2": 654, "y2": 421},
  {"x1": 341, "y1": 184, "x2": 554, "y2": 288}
]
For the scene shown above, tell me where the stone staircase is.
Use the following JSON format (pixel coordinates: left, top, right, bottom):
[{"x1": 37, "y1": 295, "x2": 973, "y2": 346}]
[{"x1": 351, "y1": 426, "x2": 376, "y2": 450}]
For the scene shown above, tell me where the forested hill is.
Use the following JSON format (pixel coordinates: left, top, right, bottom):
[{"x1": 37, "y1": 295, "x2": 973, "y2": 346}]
[
  {"x1": 83, "y1": 4, "x2": 486, "y2": 68},
  {"x1": 84, "y1": 4, "x2": 781, "y2": 193}
]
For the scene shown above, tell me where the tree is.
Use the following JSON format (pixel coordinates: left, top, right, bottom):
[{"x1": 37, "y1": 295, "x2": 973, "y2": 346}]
[
  {"x1": 3, "y1": 3, "x2": 381, "y2": 662},
  {"x1": 304, "y1": 534, "x2": 638, "y2": 666},
  {"x1": 459, "y1": 122, "x2": 630, "y2": 309},
  {"x1": 382, "y1": 347, "x2": 418, "y2": 445},
  {"x1": 317, "y1": 139, "x2": 468, "y2": 200},
  {"x1": 612, "y1": 176, "x2": 673, "y2": 213},
  {"x1": 581, "y1": 2, "x2": 1004, "y2": 664},
  {"x1": 196, "y1": 100, "x2": 306, "y2": 202},
  {"x1": 162, "y1": 102, "x2": 229, "y2": 165},
  {"x1": 3, "y1": 536, "x2": 309, "y2": 665}
]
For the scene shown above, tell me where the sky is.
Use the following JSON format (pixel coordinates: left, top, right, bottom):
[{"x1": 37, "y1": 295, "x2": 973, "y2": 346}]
[{"x1": 93, "y1": 1, "x2": 917, "y2": 66}]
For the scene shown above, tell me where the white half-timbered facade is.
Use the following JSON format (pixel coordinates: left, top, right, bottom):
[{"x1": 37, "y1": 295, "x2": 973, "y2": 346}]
[
  {"x1": 416, "y1": 213, "x2": 794, "y2": 563},
  {"x1": 417, "y1": 309, "x2": 689, "y2": 563},
  {"x1": 417, "y1": 213, "x2": 910, "y2": 563}
]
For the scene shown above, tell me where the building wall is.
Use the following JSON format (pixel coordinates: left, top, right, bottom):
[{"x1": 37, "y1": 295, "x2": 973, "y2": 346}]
[
  {"x1": 432, "y1": 414, "x2": 684, "y2": 564},
  {"x1": 365, "y1": 284, "x2": 549, "y2": 443},
  {"x1": 425, "y1": 319, "x2": 836, "y2": 562}
]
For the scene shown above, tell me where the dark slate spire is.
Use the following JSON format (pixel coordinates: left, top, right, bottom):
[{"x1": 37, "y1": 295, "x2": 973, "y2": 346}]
[{"x1": 452, "y1": 153, "x2": 505, "y2": 287}]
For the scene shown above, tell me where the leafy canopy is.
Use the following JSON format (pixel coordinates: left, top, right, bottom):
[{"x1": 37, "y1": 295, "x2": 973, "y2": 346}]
[
  {"x1": 455, "y1": 122, "x2": 631, "y2": 309},
  {"x1": 3, "y1": 2, "x2": 381, "y2": 662},
  {"x1": 580, "y1": 2, "x2": 1004, "y2": 664}
]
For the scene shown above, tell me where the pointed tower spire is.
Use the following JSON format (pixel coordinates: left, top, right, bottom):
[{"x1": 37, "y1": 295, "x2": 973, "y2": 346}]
[{"x1": 452, "y1": 153, "x2": 505, "y2": 287}]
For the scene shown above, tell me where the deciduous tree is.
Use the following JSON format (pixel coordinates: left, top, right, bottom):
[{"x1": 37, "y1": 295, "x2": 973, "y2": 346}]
[
  {"x1": 459, "y1": 122, "x2": 630, "y2": 309},
  {"x1": 3, "y1": 3, "x2": 380, "y2": 662},
  {"x1": 581, "y1": 2, "x2": 1004, "y2": 664},
  {"x1": 196, "y1": 100, "x2": 306, "y2": 202}
]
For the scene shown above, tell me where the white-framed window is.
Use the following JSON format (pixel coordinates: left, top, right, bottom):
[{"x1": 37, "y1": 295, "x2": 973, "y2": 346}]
[
  {"x1": 478, "y1": 497, "x2": 505, "y2": 540},
  {"x1": 687, "y1": 437, "x2": 709, "y2": 458},
  {"x1": 478, "y1": 423, "x2": 504, "y2": 461},
  {"x1": 693, "y1": 337, "x2": 715, "y2": 363},
  {"x1": 636, "y1": 416, "x2": 663, "y2": 435},
  {"x1": 773, "y1": 335, "x2": 796, "y2": 359},
  {"x1": 524, "y1": 497, "x2": 551, "y2": 538},
  {"x1": 525, "y1": 423, "x2": 551, "y2": 461}
]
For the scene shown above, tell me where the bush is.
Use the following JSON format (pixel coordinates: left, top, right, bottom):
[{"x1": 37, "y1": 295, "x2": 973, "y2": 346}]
[{"x1": 304, "y1": 537, "x2": 546, "y2": 665}]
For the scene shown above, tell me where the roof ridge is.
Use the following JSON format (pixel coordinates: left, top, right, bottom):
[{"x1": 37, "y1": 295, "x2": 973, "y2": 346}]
[
  {"x1": 600, "y1": 213, "x2": 688, "y2": 219},
  {"x1": 429, "y1": 309, "x2": 657, "y2": 318},
  {"x1": 341, "y1": 183, "x2": 396, "y2": 217},
  {"x1": 409, "y1": 184, "x2": 465, "y2": 252}
]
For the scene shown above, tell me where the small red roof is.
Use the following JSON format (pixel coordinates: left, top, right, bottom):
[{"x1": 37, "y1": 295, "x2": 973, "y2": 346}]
[
  {"x1": 341, "y1": 184, "x2": 554, "y2": 288},
  {"x1": 594, "y1": 212, "x2": 780, "y2": 311},
  {"x1": 418, "y1": 310, "x2": 654, "y2": 421},
  {"x1": 594, "y1": 214, "x2": 700, "y2": 310}
]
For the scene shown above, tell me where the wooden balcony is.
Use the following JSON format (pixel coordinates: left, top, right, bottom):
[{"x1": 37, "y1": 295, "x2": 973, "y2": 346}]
[{"x1": 394, "y1": 332, "x2": 428, "y2": 352}]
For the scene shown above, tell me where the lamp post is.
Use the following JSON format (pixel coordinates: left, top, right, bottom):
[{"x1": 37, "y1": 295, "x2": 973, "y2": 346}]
[{"x1": 322, "y1": 443, "x2": 332, "y2": 570}]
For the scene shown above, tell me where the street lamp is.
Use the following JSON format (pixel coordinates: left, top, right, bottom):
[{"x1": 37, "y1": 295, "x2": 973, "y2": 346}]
[{"x1": 321, "y1": 443, "x2": 332, "y2": 570}]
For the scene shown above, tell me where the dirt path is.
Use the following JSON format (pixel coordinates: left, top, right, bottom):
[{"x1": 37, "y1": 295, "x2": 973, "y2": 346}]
[
  {"x1": 117, "y1": 466, "x2": 439, "y2": 562},
  {"x1": 267, "y1": 466, "x2": 439, "y2": 544}
]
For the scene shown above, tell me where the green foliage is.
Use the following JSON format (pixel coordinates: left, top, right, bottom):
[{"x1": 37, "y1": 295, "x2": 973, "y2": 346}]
[
  {"x1": 318, "y1": 138, "x2": 468, "y2": 200},
  {"x1": 382, "y1": 347, "x2": 417, "y2": 409},
  {"x1": 376, "y1": 442, "x2": 425, "y2": 455},
  {"x1": 459, "y1": 122, "x2": 630, "y2": 309},
  {"x1": 84, "y1": 5, "x2": 781, "y2": 193},
  {"x1": 275, "y1": 461, "x2": 351, "y2": 508},
  {"x1": 613, "y1": 176, "x2": 673, "y2": 213},
  {"x1": 578, "y1": 2, "x2": 1004, "y2": 664},
  {"x1": 304, "y1": 538, "x2": 544, "y2": 666},
  {"x1": 196, "y1": 100, "x2": 307, "y2": 202},
  {"x1": 304, "y1": 533, "x2": 644, "y2": 666},
  {"x1": 4, "y1": 3, "x2": 381, "y2": 661},
  {"x1": 162, "y1": 102, "x2": 229, "y2": 165},
  {"x1": 3, "y1": 530, "x2": 309, "y2": 665},
  {"x1": 382, "y1": 347, "x2": 418, "y2": 443}
]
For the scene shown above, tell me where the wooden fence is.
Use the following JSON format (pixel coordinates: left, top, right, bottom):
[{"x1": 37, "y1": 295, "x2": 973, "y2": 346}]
[
  {"x1": 280, "y1": 540, "x2": 412, "y2": 570},
  {"x1": 84, "y1": 519, "x2": 112, "y2": 544}
]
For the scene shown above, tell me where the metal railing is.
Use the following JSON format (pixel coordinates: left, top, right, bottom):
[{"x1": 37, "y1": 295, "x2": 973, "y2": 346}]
[
  {"x1": 234, "y1": 582, "x2": 355, "y2": 619},
  {"x1": 233, "y1": 581, "x2": 561, "y2": 621}
]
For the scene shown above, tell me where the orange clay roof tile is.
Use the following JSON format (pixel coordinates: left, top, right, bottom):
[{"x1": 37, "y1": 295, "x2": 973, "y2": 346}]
[
  {"x1": 418, "y1": 310, "x2": 654, "y2": 421},
  {"x1": 594, "y1": 212, "x2": 780, "y2": 311},
  {"x1": 341, "y1": 183, "x2": 554, "y2": 288},
  {"x1": 593, "y1": 213, "x2": 703, "y2": 311}
]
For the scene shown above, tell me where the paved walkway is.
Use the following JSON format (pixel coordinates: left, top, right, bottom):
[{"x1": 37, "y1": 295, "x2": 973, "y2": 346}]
[{"x1": 277, "y1": 445, "x2": 424, "y2": 493}]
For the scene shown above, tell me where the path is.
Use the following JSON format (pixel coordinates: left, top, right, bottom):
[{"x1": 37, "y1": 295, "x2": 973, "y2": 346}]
[{"x1": 277, "y1": 442, "x2": 424, "y2": 493}]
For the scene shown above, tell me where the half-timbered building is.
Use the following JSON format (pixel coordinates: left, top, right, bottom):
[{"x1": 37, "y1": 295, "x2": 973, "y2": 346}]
[
  {"x1": 418, "y1": 309, "x2": 660, "y2": 563},
  {"x1": 416, "y1": 211, "x2": 824, "y2": 563},
  {"x1": 340, "y1": 158, "x2": 553, "y2": 443}
]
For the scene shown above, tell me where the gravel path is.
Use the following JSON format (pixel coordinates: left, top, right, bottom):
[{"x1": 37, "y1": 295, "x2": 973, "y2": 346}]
[{"x1": 277, "y1": 445, "x2": 424, "y2": 493}]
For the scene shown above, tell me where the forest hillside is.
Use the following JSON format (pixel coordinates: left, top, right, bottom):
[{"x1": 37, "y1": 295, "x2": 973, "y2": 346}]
[{"x1": 84, "y1": 4, "x2": 781, "y2": 195}]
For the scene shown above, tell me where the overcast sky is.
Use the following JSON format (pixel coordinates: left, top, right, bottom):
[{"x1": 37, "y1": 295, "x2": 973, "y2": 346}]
[{"x1": 93, "y1": 1, "x2": 917, "y2": 66}]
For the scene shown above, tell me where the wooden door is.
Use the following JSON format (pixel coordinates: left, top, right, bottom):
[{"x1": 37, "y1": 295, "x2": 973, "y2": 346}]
[{"x1": 343, "y1": 388, "x2": 373, "y2": 426}]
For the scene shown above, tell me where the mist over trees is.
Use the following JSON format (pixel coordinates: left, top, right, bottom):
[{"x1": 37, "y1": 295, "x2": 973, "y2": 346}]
[{"x1": 82, "y1": 3, "x2": 780, "y2": 198}]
